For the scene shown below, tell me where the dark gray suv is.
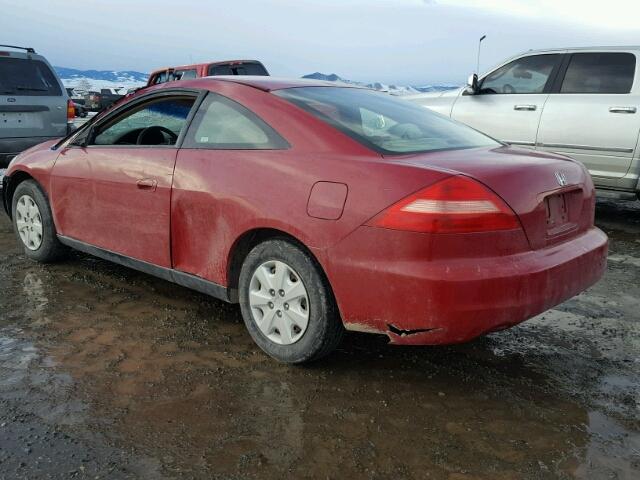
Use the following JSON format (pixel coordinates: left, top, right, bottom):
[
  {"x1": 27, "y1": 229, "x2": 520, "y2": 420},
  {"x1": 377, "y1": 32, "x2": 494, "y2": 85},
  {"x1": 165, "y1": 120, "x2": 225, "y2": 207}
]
[{"x1": 0, "y1": 45, "x2": 72, "y2": 167}]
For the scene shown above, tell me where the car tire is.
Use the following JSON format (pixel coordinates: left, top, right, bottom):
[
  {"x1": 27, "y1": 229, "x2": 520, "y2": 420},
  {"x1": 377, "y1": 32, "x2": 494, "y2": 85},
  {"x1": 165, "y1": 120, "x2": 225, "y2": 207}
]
[
  {"x1": 11, "y1": 179, "x2": 66, "y2": 263},
  {"x1": 239, "y1": 239, "x2": 344, "y2": 364}
]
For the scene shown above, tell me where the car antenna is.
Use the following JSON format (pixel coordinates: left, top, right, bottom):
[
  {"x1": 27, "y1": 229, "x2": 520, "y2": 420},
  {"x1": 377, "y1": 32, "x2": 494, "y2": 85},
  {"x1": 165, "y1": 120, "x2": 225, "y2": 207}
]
[{"x1": 476, "y1": 35, "x2": 486, "y2": 74}]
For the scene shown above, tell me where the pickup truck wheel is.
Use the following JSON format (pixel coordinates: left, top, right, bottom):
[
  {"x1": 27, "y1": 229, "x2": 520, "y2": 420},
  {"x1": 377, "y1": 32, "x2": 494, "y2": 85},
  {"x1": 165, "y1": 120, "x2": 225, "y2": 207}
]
[
  {"x1": 11, "y1": 180, "x2": 66, "y2": 263},
  {"x1": 238, "y1": 239, "x2": 344, "y2": 364}
]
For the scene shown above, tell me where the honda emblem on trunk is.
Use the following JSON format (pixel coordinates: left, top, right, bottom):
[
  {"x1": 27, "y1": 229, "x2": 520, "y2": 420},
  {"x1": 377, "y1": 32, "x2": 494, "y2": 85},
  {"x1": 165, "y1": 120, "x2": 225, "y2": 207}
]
[{"x1": 555, "y1": 171, "x2": 567, "y2": 186}]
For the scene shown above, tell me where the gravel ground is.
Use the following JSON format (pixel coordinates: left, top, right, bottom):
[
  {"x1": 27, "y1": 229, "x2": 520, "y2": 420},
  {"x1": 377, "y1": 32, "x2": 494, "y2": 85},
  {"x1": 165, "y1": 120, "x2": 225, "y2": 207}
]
[{"x1": 0, "y1": 199, "x2": 639, "y2": 479}]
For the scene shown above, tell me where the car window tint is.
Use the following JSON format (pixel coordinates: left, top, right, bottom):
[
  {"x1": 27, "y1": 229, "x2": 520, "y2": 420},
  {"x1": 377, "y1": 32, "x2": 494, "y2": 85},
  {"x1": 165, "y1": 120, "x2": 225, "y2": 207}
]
[
  {"x1": 480, "y1": 54, "x2": 560, "y2": 95},
  {"x1": 185, "y1": 93, "x2": 288, "y2": 149},
  {"x1": 0, "y1": 58, "x2": 62, "y2": 96},
  {"x1": 275, "y1": 87, "x2": 498, "y2": 155},
  {"x1": 93, "y1": 97, "x2": 195, "y2": 146},
  {"x1": 560, "y1": 53, "x2": 636, "y2": 94}
]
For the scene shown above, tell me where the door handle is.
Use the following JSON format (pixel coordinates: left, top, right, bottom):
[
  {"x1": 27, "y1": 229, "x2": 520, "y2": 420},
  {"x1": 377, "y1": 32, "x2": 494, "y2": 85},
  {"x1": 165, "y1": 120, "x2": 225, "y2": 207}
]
[
  {"x1": 609, "y1": 106, "x2": 637, "y2": 114},
  {"x1": 514, "y1": 104, "x2": 537, "y2": 111},
  {"x1": 136, "y1": 178, "x2": 157, "y2": 191}
]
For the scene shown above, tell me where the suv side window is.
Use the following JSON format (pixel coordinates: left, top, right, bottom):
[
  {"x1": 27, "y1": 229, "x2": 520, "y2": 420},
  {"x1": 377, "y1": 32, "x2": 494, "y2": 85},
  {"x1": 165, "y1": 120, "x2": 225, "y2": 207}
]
[
  {"x1": 184, "y1": 93, "x2": 288, "y2": 149},
  {"x1": 560, "y1": 53, "x2": 636, "y2": 94},
  {"x1": 480, "y1": 54, "x2": 561, "y2": 95},
  {"x1": 92, "y1": 96, "x2": 195, "y2": 146}
]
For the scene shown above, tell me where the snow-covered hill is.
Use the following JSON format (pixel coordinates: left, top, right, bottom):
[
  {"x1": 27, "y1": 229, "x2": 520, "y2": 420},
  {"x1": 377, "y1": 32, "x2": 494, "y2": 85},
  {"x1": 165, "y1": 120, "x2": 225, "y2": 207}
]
[
  {"x1": 54, "y1": 67, "x2": 148, "y2": 90},
  {"x1": 302, "y1": 72, "x2": 458, "y2": 96}
]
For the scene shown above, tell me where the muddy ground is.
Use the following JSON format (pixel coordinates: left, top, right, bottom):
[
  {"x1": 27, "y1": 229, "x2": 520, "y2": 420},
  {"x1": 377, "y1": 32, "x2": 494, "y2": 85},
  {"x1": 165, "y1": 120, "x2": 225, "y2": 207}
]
[{"x1": 0, "y1": 200, "x2": 639, "y2": 480}]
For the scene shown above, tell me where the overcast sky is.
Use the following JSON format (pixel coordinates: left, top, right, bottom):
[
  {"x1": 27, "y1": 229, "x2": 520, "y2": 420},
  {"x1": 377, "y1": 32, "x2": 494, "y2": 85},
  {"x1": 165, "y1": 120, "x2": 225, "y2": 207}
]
[{"x1": 1, "y1": 0, "x2": 639, "y2": 84}]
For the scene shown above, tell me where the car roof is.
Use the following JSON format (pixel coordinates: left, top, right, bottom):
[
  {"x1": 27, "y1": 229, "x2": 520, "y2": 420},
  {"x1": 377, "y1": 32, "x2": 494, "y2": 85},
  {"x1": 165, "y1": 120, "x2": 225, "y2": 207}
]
[
  {"x1": 514, "y1": 45, "x2": 640, "y2": 56},
  {"x1": 182, "y1": 75, "x2": 356, "y2": 92}
]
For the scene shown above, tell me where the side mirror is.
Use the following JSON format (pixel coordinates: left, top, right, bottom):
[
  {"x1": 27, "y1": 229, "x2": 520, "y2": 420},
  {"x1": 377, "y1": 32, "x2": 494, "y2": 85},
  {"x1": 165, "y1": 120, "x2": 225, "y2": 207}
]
[{"x1": 465, "y1": 73, "x2": 479, "y2": 95}]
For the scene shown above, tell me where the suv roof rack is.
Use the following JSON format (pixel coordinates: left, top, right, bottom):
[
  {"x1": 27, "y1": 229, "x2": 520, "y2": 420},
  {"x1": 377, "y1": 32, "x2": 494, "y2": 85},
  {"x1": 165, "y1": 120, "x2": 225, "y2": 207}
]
[{"x1": 0, "y1": 44, "x2": 36, "y2": 53}]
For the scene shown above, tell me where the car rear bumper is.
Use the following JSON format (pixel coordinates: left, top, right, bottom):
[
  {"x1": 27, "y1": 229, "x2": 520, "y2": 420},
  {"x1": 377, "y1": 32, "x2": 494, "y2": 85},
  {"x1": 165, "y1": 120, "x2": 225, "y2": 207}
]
[
  {"x1": 0, "y1": 136, "x2": 60, "y2": 167},
  {"x1": 325, "y1": 226, "x2": 608, "y2": 345}
]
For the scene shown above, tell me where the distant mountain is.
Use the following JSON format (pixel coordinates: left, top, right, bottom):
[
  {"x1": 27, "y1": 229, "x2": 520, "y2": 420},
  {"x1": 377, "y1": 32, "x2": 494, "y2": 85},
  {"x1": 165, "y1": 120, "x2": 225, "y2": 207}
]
[
  {"x1": 302, "y1": 72, "x2": 459, "y2": 96},
  {"x1": 54, "y1": 67, "x2": 148, "y2": 90}
]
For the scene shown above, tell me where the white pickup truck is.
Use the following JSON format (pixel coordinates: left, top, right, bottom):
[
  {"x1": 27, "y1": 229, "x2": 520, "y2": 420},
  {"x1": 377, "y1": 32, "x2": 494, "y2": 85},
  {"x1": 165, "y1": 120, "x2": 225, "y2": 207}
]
[{"x1": 408, "y1": 47, "x2": 640, "y2": 200}]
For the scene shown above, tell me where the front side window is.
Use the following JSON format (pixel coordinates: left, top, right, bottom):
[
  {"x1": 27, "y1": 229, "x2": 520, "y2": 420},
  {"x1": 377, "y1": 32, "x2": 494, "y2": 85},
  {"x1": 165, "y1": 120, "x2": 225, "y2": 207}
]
[
  {"x1": 560, "y1": 53, "x2": 636, "y2": 94},
  {"x1": 92, "y1": 96, "x2": 195, "y2": 146},
  {"x1": 480, "y1": 54, "x2": 560, "y2": 95},
  {"x1": 0, "y1": 58, "x2": 62, "y2": 96},
  {"x1": 275, "y1": 87, "x2": 498, "y2": 155},
  {"x1": 184, "y1": 93, "x2": 288, "y2": 149}
]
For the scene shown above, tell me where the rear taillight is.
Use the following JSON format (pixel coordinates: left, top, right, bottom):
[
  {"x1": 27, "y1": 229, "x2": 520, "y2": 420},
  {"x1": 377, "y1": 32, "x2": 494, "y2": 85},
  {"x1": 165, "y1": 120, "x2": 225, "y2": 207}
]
[
  {"x1": 369, "y1": 176, "x2": 520, "y2": 234},
  {"x1": 67, "y1": 99, "x2": 75, "y2": 120}
]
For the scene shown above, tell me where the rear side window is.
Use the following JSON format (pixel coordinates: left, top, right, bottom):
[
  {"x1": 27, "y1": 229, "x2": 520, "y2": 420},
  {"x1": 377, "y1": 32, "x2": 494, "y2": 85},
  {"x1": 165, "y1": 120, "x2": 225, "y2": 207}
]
[
  {"x1": 560, "y1": 53, "x2": 636, "y2": 94},
  {"x1": 208, "y1": 62, "x2": 268, "y2": 76},
  {"x1": 0, "y1": 58, "x2": 62, "y2": 96},
  {"x1": 184, "y1": 93, "x2": 288, "y2": 149}
]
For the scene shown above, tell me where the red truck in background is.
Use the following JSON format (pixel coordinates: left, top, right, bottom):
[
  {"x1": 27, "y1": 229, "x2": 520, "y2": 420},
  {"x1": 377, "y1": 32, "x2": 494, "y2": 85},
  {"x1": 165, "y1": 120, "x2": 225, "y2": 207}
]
[{"x1": 147, "y1": 59, "x2": 269, "y2": 86}]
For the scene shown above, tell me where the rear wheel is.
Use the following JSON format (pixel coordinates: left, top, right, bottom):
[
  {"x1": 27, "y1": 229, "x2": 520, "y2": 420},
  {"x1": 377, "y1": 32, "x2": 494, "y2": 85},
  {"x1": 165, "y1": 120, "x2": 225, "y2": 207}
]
[
  {"x1": 11, "y1": 180, "x2": 66, "y2": 262},
  {"x1": 238, "y1": 239, "x2": 343, "y2": 363}
]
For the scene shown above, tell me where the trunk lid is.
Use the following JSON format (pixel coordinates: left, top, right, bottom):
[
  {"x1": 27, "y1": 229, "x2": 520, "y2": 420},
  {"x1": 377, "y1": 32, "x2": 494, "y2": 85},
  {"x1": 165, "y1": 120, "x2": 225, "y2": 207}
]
[{"x1": 395, "y1": 146, "x2": 595, "y2": 249}]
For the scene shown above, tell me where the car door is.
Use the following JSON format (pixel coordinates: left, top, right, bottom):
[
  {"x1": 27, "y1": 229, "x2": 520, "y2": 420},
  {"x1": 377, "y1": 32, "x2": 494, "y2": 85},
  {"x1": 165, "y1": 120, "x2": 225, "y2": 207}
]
[
  {"x1": 51, "y1": 91, "x2": 200, "y2": 267},
  {"x1": 536, "y1": 51, "x2": 640, "y2": 186},
  {"x1": 171, "y1": 92, "x2": 290, "y2": 285},
  {"x1": 451, "y1": 53, "x2": 563, "y2": 148}
]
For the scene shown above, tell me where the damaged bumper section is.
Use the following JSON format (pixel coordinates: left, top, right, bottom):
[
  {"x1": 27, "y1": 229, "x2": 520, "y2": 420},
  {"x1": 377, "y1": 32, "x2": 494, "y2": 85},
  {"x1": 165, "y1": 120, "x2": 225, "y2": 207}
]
[{"x1": 328, "y1": 226, "x2": 608, "y2": 346}]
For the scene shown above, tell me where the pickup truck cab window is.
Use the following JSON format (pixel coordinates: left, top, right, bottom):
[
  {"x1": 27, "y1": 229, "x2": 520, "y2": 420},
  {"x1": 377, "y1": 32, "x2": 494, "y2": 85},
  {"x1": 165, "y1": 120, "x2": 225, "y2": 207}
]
[
  {"x1": 174, "y1": 69, "x2": 197, "y2": 81},
  {"x1": 560, "y1": 52, "x2": 636, "y2": 94},
  {"x1": 480, "y1": 54, "x2": 561, "y2": 95}
]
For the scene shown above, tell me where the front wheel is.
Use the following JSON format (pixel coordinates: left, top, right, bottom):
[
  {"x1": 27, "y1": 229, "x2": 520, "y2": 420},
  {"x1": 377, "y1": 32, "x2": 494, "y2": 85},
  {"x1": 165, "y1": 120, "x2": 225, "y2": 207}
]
[
  {"x1": 238, "y1": 239, "x2": 343, "y2": 363},
  {"x1": 11, "y1": 180, "x2": 66, "y2": 262}
]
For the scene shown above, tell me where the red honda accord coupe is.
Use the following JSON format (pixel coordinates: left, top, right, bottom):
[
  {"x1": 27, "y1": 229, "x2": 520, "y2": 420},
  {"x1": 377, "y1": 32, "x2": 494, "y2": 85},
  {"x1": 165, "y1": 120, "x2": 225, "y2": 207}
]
[{"x1": 2, "y1": 77, "x2": 607, "y2": 363}]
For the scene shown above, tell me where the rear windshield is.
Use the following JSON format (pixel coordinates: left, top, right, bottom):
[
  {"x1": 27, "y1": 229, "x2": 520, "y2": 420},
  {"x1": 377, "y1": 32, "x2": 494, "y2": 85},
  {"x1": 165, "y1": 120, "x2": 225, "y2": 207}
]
[
  {"x1": 274, "y1": 87, "x2": 498, "y2": 155},
  {"x1": 0, "y1": 57, "x2": 62, "y2": 96},
  {"x1": 208, "y1": 62, "x2": 268, "y2": 76}
]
